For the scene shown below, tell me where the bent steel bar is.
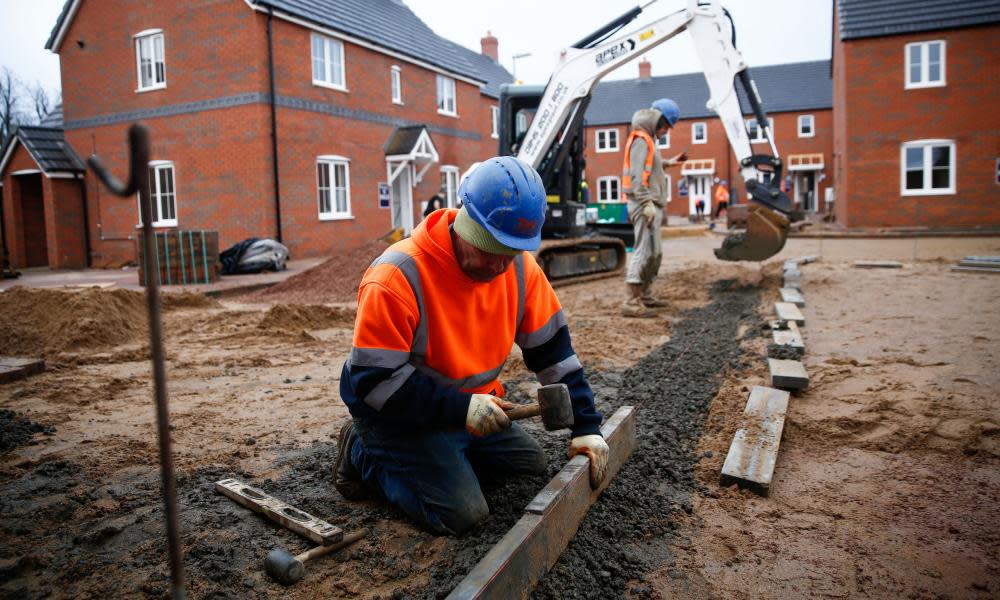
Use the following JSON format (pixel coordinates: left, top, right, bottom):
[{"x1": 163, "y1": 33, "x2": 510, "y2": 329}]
[
  {"x1": 87, "y1": 124, "x2": 186, "y2": 600},
  {"x1": 447, "y1": 406, "x2": 636, "y2": 600}
]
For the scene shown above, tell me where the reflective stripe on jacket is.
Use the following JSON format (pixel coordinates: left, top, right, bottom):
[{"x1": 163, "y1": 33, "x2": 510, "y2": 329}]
[{"x1": 341, "y1": 208, "x2": 602, "y2": 436}]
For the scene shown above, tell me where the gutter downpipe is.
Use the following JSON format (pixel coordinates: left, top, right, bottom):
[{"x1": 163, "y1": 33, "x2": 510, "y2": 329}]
[
  {"x1": 78, "y1": 172, "x2": 92, "y2": 267},
  {"x1": 266, "y1": 6, "x2": 283, "y2": 243}
]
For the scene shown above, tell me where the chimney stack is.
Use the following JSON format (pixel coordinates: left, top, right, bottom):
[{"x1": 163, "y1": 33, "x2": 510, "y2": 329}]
[
  {"x1": 638, "y1": 58, "x2": 652, "y2": 80},
  {"x1": 481, "y1": 31, "x2": 499, "y2": 62}
]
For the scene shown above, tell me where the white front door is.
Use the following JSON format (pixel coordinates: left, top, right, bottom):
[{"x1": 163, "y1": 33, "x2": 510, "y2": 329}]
[
  {"x1": 688, "y1": 175, "x2": 712, "y2": 215},
  {"x1": 388, "y1": 161, "x2": 414, "y2": 235}
]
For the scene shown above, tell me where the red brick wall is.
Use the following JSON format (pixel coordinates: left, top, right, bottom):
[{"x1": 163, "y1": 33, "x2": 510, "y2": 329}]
[
  {"x1": 584, "y1": 108, "x2": 834, "y2": 217},
  {"x1": 2, "y1": 147, "x2": 48, "y2": 268},
  {"x1": 55, "y1": 1, "x2": 500, "y2": 266},
  {"x1": 46, "y1": 177, "x2": 87, "y2": 269},
  {"x1": 834, "y1": 20, "x2": 1000, "y2": 228}
]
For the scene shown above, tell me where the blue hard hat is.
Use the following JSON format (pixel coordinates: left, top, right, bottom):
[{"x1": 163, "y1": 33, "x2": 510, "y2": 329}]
[
  {"x1": 651, "y1": 98, "x2": 680, "y2": 126},
  {"x1": 458, "y1": 156, "x2": 546, "y2": 251}
]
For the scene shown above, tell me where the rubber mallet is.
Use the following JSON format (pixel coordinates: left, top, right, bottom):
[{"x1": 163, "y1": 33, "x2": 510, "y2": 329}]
[{"x1": 264, "y1": 527, "x2": 368, "y2": 585}]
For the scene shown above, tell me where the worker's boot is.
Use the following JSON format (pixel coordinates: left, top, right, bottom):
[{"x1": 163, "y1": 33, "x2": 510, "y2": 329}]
[
  {"x1": 639, "y1": 283, "x2": 670, "y2": 309},
  {"x1": 620, "y1": 284, "x2": 657, "y2": 318},
  {"x1": 334, "y1": 421, "x2": 369, "y2": 501}
]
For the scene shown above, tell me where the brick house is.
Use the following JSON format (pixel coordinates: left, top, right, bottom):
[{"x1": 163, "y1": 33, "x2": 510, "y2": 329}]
[
  {"x1": 0, "y1": 0, "x2": 511, "y2": 270},
  {"x1": 582, "y1": 59, "x2": 834, "y2": 220},
  {"x1": 833, "y1": 0, "x2": 1000, "y2": 229}
]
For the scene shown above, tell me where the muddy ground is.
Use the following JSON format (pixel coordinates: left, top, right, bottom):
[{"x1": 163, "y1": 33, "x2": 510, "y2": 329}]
[{"x1": 1, "y1": 234, "x2": 998, "y2": 599}]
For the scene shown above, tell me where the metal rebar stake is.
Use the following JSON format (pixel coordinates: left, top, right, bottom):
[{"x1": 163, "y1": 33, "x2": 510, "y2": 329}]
[{"x1": 88, "y1": 124, "x2": 186, "y2": 600}]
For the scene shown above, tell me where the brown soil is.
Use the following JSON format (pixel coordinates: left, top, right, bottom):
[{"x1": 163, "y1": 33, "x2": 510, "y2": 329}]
[{"x1": 1, "y1": 235, "x2": 998, "y2": 598}]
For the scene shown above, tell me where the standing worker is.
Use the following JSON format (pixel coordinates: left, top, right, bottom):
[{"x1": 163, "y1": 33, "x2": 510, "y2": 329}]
[
  {"x1": 335, "y1": 157, "x2": 609, "y2": 536},
  {"x1": 713, "y1": 180, "x2": 730, "y2": 220},
  {"x1": 621, "y1": 98, "x2": 687, "y2": 318}
]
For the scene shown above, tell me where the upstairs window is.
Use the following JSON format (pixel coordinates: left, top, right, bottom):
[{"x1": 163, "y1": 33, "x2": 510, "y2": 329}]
[
  {"x1": 906, "y1": 40, "x2": 945, "y2": 89},
  {"x1": 692, "y1": 122, "x2": 707, "y2": 144},
  {"x1": 141, "y1": 161, "x2": 176, "y2": 226},
  {"x1": 391, "y1": 66, "x2": 402, "y2": 104},
  {"x1": 597, "y1": 176, "x2": 620, "y2": 202},
  {"x1": 491, "y1": 106, "x2": 499, "y2": 139},
  {"x1": 747, "y1": 118, "x2": 774, "y2": 144},
  {"x1": 658, "y1": 130, "x2": 670, "y2": 148},
  {"x1": 595, "y1": 128, "x2": 619, "y2": 152},
  {"x1": 317, "y1": 156, "x2": 352, "y2": 219},
  {"x1": 437, "y1": 75, "x2": 457, "y2": 116},
  {"x1": 901, "y1": 140, "x2": 955, "y2": 195},
  {"x1": 135, "y1": 30, "x2": 166, "y2": 91},
  {"x1": 798, "y1": 115, "x2": 815, "y2": 138},
  {"x1": 312, "y1": 33, "x2": 346, "y2": 90}
]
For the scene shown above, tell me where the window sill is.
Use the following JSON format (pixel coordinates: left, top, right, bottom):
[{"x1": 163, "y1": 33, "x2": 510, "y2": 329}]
[
  {"x1": 692, "y1": 139, "x2": 707, "y2": 145},
  {"x1": 135, "y1": 221, "x2": 178, "y2": 228},
  {"x1": 393, "y1": 100, "x2": 404, "y2": 105},
  {"x1": 798, "y1": 132, "x2": 815, "y2": 138},
  {"x1": 901, "y1": 188, "x2": 955, "y2": 196},
  {"x1": 437, "y1": 109, "x2": 458, "y2": 118},
  {"x1": 136, "y1": 84, "x2": 167, "y2": 94},
  {"x1": 905, "y1": 81, "x2": 946, "y2": 90},
  {"x1": 313, "y1": 80, "x2": 349, "y2": 93},
  {"x1": 595, "y1": 148, "x2": 619, "y2": 153},
  {"x1": 319, "y1": 214, "x2": 354, "y2": 221}
]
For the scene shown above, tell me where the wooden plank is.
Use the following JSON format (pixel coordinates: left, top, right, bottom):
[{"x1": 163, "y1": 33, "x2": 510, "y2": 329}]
[
  {"x1": 768, "y1": 358, "x2": 809, "y2": 391},
  {"x1": 952, "y1": 266, "x2": 1000, "y2": 275},
  {"x1": 448, "y1": 406, "x2": 636, "y2": 600},
  {"x1": 779, "y1": 287, "x2": 805, "y2": 307},
  {"x1": 0, "y1": 357, "x2": 46, "y2": 384},
  {"x1": 720, "y1": 386, "x2": 790, "y2": 496},
  {"x1": 797, "y1": 255, "x2": 819, "y2": 264},
  {"x1": 964, "y1": 255, "x2": 1000, "y2": 263},
  {"x1": 854, "y1": 260, "x2": 903, "y2": 269},
  {"x1": 958, "y1": 259, "x2": 1000, "y2": 269},
  {"x1": 783, "y1": 260, "x2": 799, "y2": 271},
  {"x1": 772, "y1": 328, "x2": 804, "y2": 349},
  {"x1": 774, "y1": 302, "x2": 805, "y2": 326},
  {"x1": 214, "y1": 478, "x2": 342, "y2": 545}
]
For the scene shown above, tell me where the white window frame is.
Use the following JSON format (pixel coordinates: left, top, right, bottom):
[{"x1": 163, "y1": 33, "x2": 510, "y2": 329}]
[
  {"x1": 595, "y1": 128, "x2": 619, "y2": 153},
  {"x1": 138, "y1": 160, "x2": 177, "y2": 227},
  {"x1": 436, "y1": 74, "x2": 457, "y2": 116},
  {"x1": 798, "y1": 114, "x2": 815, "y2": 138},
  {"x1": 311, "y1": 33, "x2": 347, "y2": 91},
  {"x1": 440, "y1": 166, "x2": 460, "y2": 208},
  {"x1": 746, "y1": 118, "x2": 774, "y2": 144},
  {"x1": 134, "y1": 30, "x2": 166, "y2": 92},
  {"x1": 905, "y1": 40, "x2": 946, "y2": 89},
  {"x1": 490, "y1": 106, "x2": 499, "y2": 139},
  {"x1": 658, "y1": 130, "x2": 670, "y2": 148},
  {"x1": 692, "y1": 122, "x2": 707, "y2": 144},
  {"x1": 596, "y1": 176, "x2": 620, "y2": 202},
  {"x1": 391, "y1": 65, "x2": 402, "y2": 104},
  {"x1": 317, "y1": 156, "x2": 353, "y2": 220},
  {"x1": 900, "y1": 140, "x2": 956, "y2": 196}
]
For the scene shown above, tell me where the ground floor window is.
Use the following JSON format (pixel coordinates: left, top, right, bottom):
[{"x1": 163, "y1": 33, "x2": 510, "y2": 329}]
[
  {"x1": 142, "y1": 161, "x2": 177, "y2": 226},
  {"x1": 597, "y1": 176, "x2": 620, "y2": 202},
  {"x1": 901, "y1": 140, "x2": 955, "y2": 195},
  {"x1": 317, "y1": 157, "x2": 351, "y2": 219},
  {"x1": 440, "y1": 166, "x2": 460, "y2": 207}
]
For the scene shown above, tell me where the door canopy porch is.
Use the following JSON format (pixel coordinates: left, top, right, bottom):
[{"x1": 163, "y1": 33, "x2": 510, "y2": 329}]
[{"x1": 384, "y1": 125, "x2": 439, "y2": 185}]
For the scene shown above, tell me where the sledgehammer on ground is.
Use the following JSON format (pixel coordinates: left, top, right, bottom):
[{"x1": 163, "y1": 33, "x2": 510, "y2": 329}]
[
  {"x1": 503, "y1": 383, "x2": 574, "y2": 431},
  {"x1": 264, "y1": 528, "x2": 368, "y2": 585}
]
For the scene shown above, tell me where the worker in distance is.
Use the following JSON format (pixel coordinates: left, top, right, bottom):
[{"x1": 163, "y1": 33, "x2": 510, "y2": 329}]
[{"x1": 335, "y1": 157, "x2": 609, "y2": 535}]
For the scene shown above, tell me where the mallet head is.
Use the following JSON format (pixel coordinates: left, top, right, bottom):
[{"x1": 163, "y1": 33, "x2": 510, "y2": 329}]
[
  {"x1": 264, "y1": 548, "x2": 305, "y2": 585},
  {"x1": 536, "y1": 383, "x2": 574, "y2": 431}
]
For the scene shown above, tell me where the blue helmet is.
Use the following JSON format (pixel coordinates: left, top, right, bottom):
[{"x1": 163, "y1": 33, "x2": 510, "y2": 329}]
[
  {"x1": 651, "y1": 98, "x2": 680, "y2": 127},
  {"x1": 459, "y1": 157, "x2": 546, "y2": 251}
]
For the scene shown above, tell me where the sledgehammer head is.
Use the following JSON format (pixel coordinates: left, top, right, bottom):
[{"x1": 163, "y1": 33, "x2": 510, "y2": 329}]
[
  {"x1": 264, "y1": 548, "x2": 305, "y2": 586},
  {"x1": 536, "y1": 383, "x2": 574, "y2": 431}
]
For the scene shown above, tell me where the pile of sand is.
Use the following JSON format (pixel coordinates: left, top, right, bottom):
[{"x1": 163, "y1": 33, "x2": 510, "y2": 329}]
[
  {"x1": 0, "y1": 287, "x2": 218, "y2": 357},
  {"x1": 245, "y1": 239, "x2": 389, "y2": 305},
  {"x1": 257, "y1": 303, "x2": 356, "y2": 332}
]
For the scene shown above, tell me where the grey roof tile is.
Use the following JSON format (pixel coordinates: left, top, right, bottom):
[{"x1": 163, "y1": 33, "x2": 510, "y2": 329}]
[
  {"x1": 838, "y1": 0, "x2": 1000, "y2": 40},
  {"x1": 2, "y1": 126, "x2": 85, "y2": 173},
  {"x1": 585, "y1": 60, "x2": 832, "y2": 126},
  {"x1": 383, "y1": 125, "x2": 427, "y2": 155}
]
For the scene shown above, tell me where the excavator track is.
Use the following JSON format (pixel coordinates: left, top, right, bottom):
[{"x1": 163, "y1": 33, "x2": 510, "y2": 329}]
[{"x1": 534, "y1": 236, "x2": 627, "y2": 287}]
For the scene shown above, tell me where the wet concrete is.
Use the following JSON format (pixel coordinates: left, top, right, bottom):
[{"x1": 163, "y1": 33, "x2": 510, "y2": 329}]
[{"x1": 0, "y1": 409, "x2": 55, "y2": 452}]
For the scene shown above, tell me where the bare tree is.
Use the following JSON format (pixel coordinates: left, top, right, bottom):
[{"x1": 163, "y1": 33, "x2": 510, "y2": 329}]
[
  {"x1": 0, "y1": 67, "x2": 18, "y2": 147},
  {"x1": 29, "y1": 83, "x2": 52, "y2": 124}
]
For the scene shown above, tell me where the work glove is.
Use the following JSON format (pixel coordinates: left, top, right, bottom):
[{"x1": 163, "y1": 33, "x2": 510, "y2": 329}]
[
  {"x1": 465, "y1": 394, "x2": 513, "y2": 437},
  {"x1": 642, "y1": 202, "x2": 656, "y2": 226},
  {"x1": 568, "y1": 434, "x2": 609, "y2": 489}
]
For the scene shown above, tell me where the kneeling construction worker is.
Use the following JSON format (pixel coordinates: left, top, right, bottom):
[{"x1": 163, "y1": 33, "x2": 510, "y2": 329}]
[
  {"x1": 336, "y1": 157, "x2": 609, "y2": 535},
  {"x1": 621, "y1": 98, "x2": 687, "y2": 317}
]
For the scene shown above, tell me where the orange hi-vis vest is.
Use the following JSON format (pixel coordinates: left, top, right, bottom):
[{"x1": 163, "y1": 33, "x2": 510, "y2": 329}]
[
  {"x1": 621, "y1": 129, "x2": 656, "y2": 192},
  {"x1": 348, "y1": 209, "x2": 573, "y2": 410}
]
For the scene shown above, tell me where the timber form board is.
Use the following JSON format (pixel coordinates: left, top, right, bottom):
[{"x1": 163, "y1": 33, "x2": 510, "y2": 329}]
[
  {"x1": 779, "y1": 287, "x2": 805, "y2": 307},
  {"x1": 774, "y1": 302, "x2": 805, "y2": 326},
  {"x1": 768, "y1": 358, "x2": 810, "y2": 391},
  {"x1": 447, "y1": 406, "x2": 636, "y2": 600},
  {"x1": 0, "y1": 357, "x2": 46, "y2": 384}
]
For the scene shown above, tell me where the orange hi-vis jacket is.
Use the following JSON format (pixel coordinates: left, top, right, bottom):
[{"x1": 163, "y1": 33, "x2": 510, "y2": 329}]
[
  {"x1": 340, "y1": 208, "x2": 602, "y2": 436},
  {"x1": 622, "y1": 129, "x2": 656, "y2": 191}
]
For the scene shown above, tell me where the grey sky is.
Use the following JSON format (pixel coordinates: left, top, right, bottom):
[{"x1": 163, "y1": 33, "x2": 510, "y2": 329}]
[{"x1": 0, "y1": 0, "x2": 832, "y2": 99}]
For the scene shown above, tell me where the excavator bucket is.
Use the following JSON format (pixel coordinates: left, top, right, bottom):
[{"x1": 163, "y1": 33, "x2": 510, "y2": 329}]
[{"x1": 714, "y1": 204, "x2": 790, "y2": 262}]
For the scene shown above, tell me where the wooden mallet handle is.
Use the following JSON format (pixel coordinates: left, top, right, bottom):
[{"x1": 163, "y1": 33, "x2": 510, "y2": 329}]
[{"x1": 296, "y1": 528, "x2": 368, "y2": 563}]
